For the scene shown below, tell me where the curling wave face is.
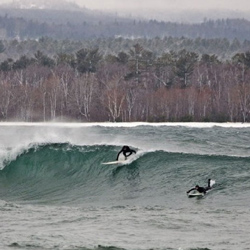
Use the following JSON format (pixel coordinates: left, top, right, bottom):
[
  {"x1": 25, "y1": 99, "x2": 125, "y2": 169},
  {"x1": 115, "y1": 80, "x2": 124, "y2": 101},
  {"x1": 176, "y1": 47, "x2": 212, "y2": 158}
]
[{"x1": 0, "y1": 142, "x2": 249, "y2": 206}]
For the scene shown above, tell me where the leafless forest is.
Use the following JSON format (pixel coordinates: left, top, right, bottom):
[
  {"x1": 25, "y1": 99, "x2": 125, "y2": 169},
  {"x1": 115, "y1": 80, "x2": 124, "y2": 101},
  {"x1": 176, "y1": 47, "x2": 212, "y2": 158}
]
[{"x1": 0, "y1": 43, "x2": 250, "y2": 122}]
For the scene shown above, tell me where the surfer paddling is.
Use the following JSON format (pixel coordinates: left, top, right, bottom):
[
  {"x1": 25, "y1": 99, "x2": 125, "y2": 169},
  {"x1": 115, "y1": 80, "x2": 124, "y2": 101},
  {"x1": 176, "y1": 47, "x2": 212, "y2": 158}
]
[
  {"x1": 116, "y1": 146, "x2": 136, "y2": 161},
  {"x1": 187, "y1": 179, "x2": 213, "y2": 195}
]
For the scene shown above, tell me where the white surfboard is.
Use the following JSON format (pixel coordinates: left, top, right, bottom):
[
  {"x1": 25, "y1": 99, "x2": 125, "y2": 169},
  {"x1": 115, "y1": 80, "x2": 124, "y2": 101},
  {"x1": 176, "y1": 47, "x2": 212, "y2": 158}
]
[
  {"x1": 187, "y1": 190, "x2": 205, "y2": 198},
  {"x1": 102, "y1": 153, "x2": 138, "y2": 165},
  {"x1": 102, "y1": 160, "x2": 126, "y2": 165}
]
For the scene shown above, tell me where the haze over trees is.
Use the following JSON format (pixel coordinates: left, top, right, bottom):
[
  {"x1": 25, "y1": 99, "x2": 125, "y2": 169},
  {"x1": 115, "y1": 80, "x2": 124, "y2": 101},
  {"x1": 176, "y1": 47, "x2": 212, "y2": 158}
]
[
  {"x1": 1, "y1": 14, "x2": 250, "y2": 41},
  {"x1": 0, "y1": 1, "x2": 250, "y2": 122}
]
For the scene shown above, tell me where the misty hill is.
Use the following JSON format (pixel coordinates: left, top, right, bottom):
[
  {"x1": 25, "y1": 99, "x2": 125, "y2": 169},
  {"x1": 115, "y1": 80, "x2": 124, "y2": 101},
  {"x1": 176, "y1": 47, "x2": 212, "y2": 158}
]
[
  {"x1": 0, "y1": 0, "x2": 128, "y2": 25},
  {"x1": 0, "y1": 14, "x2": 250, "y2": 42},
  {"x1": 1, "y1": 0, "x2": 250, "y2": 24},
  {"x1": 0, "y1": 1, "x2": 250, "y2": 41},
  {"x1": 120, "y1": 8, "x2": 250, "y2": 24}
]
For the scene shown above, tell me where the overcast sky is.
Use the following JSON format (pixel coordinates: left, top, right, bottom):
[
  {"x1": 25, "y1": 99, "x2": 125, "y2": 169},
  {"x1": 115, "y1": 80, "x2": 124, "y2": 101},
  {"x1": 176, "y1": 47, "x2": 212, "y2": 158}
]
[
  {"x1": 72, "y1": 0, "x2": 250, "y2": 11},
  {"x1": 0, "y1": 0, "x2": 249, "y2": 12}
]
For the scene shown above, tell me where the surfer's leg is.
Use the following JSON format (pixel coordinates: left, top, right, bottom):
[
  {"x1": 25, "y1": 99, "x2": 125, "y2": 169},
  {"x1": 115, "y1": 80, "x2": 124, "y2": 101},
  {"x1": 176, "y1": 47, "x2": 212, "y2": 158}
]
[{"x1": 207, "y1": 179, "x2": 211, "y2": 188}]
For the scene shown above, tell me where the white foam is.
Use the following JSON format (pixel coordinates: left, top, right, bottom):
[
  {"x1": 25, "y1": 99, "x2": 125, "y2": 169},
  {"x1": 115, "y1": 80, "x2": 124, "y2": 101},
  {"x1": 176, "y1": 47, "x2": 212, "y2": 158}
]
[
  {"x1": 210, "y1": 179, "x2": 216, "y2": 187},
  {"x1": 0, "y1": 122, "x2": 250, "y2": 128}
]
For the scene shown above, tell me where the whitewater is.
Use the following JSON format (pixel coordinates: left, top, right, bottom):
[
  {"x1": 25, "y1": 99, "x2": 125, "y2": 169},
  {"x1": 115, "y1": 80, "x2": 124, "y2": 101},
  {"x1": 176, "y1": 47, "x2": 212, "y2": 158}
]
[{"x1": 0, "y1": 122, "x2": 249, "y2": 250}]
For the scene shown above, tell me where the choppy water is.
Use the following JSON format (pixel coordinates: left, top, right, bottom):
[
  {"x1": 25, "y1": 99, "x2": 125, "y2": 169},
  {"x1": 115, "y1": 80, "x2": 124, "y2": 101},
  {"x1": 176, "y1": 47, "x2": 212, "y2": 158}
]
[{"x1": 0, "y1": 122, "x2": 250, "y2": 250}]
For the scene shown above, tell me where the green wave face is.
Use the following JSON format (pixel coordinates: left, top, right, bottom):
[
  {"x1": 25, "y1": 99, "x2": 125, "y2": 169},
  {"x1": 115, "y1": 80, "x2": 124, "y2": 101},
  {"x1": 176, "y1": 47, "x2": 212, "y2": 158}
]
[{"x1": 0, "y1": 143, "x2": 249, "y2": 206}]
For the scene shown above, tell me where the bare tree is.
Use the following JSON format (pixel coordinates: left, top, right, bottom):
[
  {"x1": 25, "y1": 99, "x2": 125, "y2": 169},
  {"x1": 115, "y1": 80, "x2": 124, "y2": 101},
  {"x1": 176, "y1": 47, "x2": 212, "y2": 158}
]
[
  {"x1": 72, "y1": 73, "x2": 96, "y2": 121},
  {"x1": 0, "y1": 80, "x2": 13, "y2": 120},
  {"x1": 237, "y1": 81, "x2": 250, "y2": 122},
  {"x1": 102, "y1": 75, "x2": 126, "y2": 122}
]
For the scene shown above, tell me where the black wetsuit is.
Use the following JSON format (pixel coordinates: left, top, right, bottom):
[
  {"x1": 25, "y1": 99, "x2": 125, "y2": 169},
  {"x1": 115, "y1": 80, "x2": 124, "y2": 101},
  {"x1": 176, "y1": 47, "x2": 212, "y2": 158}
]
[
  {"x1": 187, "y1": 179, "x2": 212, "y2": 194},
  {"x1": 187, "y1": 186, "x2": 207, "y2": 194},
  {"x1": 116, "y1": 146, "x2": 136, "y2": 161}
]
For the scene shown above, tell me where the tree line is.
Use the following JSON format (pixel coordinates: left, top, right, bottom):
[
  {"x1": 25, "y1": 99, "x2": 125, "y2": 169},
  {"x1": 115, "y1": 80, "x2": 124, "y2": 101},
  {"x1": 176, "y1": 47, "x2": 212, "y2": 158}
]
[
  {"x1": 0, "y1": 43, "x2": 250, "y2": 122},
  {"x1": 1, "y1": 36, "x2": 250, "y2": 62}
]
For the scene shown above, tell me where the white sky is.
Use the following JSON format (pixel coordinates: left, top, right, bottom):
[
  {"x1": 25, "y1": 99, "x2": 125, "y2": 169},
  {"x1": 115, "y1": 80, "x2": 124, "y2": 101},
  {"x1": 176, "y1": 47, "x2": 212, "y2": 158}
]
[
  {"x1": 73, "y1": 0, "x2": 250, "y2": 11},
  {"x1": 0, "y1": 0, "x2": 249, "y2": 12}
]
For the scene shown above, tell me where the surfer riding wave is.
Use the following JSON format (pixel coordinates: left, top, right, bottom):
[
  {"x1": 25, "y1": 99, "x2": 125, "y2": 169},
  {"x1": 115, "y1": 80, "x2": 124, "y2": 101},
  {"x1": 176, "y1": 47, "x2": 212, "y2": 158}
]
[{"x1": 116, "y1": 146, "x2": 136, "y2": 161}]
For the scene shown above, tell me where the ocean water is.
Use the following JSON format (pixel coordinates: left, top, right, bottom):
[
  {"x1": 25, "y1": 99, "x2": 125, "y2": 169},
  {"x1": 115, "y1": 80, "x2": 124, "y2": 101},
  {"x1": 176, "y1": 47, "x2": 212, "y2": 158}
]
[{"x1": 0, "y1": 122, "x2": 249, "y2": 250}]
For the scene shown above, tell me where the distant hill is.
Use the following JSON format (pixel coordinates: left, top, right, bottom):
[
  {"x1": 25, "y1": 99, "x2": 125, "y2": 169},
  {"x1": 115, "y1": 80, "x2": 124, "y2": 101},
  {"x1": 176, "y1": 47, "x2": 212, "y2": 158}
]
[
  {"x1": 0, "y1": 1, "x2": 124, "y2": 25},
  {"x1": 0, "y1": 15, "x2": 250, "y2": 42},
  {"x1": 0, "y1": 2, "x2": 250, "y2": 41},
  {"x1": 118, "y1": 8, "x2": 250, "y2": 24}
]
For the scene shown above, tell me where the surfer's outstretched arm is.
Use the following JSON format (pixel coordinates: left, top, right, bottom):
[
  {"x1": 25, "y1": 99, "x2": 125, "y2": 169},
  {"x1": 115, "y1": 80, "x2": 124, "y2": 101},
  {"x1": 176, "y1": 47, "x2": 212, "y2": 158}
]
[
  {"x1": 186, "y1": 188, "x2": 195, "y2": 194},
  {"x1": 187, "y1": 185, "x2": 206, "y2": 194},
  {"x1": 126, "y1": 149, "x2": 136, "y2": 157}
]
